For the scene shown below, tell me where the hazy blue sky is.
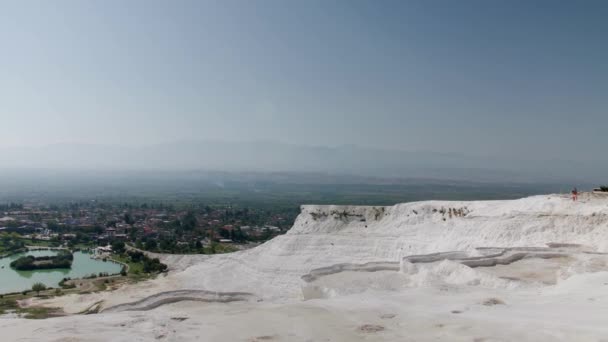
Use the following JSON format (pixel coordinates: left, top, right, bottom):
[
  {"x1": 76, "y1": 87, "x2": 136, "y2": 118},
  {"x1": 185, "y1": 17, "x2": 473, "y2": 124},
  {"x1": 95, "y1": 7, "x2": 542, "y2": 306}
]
[{"x1": 1, "y1": 0, "x2": 607, "y2": 160}]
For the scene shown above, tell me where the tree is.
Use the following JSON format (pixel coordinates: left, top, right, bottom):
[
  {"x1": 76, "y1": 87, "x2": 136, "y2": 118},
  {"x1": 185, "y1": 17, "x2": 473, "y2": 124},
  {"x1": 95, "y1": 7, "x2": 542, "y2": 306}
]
[
  {"x1": 46, "y1": 221, "x2": 59, "y2": 230},
  {"x1": 32, "y1": 282, "x2": 47, "y2": 295},
  {"x1": 145, "y1": 239, "x2": 157, "y2": 251},
  {"x1": 232, "y1": 227, "x2": 246, "y2": 243},
  {"x1": 111, "y1": 241, "x2": 126, "y2": 254},
  {"x1": 261, "y1": 228, "x2": 273, "y2": 241},
  {"x1": 219, "y1": 228, "x2": 231, "y2": 239},
  {"x1": 181, "y1": 211, "x2": 197, "y2": 231},
  {"x1": 159, "y1": 238, "x2": 174, "y2": 251},
  {"x1": 128, "y1": 250, "x2": 144, "y2": 262},
  {"x1": 142, "y1": 257, "x2": 167, "y2": 273},
  {"x1": 124, "y1": 213, "x2": 135, "y2": 225}
]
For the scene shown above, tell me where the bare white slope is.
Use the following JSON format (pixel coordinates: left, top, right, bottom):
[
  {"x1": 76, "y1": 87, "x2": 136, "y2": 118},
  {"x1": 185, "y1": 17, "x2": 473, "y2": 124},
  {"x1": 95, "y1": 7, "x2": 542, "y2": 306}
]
[
  {"x1": 7, "y1": 193, "x2": 608, "y2": 341},
  {"x1": 164, "y1": 193, "x2": 608, "y2": 301}
]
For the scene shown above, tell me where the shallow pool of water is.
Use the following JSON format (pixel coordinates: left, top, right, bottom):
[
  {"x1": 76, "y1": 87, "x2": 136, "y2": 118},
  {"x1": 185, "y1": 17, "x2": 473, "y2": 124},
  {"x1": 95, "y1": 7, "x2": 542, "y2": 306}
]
[{"x1": 0, "y1": 250, "x2": 122, "y2": 294}]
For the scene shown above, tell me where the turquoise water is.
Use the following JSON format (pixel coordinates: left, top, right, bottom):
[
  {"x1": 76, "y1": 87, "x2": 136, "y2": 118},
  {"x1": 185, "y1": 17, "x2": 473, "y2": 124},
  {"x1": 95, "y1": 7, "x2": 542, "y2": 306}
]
[{"x1": 0, "y1": 250, "x2": 122, "y2": 294}]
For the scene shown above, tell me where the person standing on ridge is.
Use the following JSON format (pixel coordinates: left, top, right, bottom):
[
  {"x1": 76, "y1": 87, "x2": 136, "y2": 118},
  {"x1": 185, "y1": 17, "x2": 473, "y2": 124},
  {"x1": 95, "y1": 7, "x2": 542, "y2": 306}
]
[{"x1": 572, "y1": 187, "x2": 578, "y2": 201}]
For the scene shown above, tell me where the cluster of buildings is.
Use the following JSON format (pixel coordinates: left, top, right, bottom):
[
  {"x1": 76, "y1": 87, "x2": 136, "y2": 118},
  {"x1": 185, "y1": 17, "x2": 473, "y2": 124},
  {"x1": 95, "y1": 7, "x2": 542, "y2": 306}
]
[{"x1": 1, "y1": 202, "x2": 295, "y2": 249}]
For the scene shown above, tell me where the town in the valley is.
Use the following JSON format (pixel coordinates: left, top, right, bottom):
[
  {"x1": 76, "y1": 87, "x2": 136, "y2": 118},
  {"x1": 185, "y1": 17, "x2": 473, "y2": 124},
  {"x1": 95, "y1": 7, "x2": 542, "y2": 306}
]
[{"x1": 0, "y1": 201, "x2": 296, "y2": 256}]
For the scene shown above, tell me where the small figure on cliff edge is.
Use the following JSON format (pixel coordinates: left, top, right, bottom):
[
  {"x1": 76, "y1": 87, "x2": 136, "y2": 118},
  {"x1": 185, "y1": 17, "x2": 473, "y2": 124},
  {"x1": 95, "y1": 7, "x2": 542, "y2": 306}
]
[{"x1": 572, "y1": 187, "x2": 578, "y2": 201}]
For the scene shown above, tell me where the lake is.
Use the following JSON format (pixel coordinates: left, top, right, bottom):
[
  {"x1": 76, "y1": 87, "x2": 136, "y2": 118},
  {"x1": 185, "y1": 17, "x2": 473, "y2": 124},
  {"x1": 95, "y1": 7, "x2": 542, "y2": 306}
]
[{"x1": 0, "y1": 250, "x2": 122, "y2": 294}]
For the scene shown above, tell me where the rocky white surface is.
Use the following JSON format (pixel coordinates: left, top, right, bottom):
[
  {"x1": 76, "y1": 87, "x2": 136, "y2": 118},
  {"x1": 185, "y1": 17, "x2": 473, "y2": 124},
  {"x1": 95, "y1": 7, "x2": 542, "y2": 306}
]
[{"x1": 5, "y1": 192, "x2": 608, "y2": 341}]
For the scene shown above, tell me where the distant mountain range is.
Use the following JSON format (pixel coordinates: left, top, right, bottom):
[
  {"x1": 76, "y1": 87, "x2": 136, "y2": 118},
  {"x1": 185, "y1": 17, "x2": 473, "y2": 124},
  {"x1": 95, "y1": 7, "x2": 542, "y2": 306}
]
[{"x1": 0, "y1": 141, "x2": 604, "y2": 183}]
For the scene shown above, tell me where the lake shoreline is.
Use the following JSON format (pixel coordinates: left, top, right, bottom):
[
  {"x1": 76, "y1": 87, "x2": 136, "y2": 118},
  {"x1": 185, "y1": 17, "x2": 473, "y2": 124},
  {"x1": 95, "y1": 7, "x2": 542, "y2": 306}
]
[
  {"x1": 0, "y1": 248, "x2": 28, "y2": 259},
  {"x1": 0, "y1": 250, "x2": 122, "y2": 295}
]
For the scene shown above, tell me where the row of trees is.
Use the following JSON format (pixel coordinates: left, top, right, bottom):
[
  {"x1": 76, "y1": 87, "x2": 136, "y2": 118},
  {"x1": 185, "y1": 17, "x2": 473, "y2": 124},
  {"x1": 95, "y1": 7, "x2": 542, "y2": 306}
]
[
  {"x1": 10, "y1": 252, "x2": 73, "y2": 271},
  {"x1": 124, "y1": 250, "x2": 168, "y2": 273},
  {"x1": 136, "y1": 238, "x2": 201, "y2": 253},
  {"x1": 0, "y1": 233, "x2": 26, "y2": 254},
  {"x1": 135, "y1": 236, "x2": 239, "y2": 254}
]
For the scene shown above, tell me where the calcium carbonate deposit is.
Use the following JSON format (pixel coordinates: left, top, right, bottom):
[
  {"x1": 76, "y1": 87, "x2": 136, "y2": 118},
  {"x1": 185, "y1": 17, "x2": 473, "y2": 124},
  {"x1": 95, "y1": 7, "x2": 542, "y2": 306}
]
[{"x1": 4, "y1": 193, "x2": 608, "y2": 341}]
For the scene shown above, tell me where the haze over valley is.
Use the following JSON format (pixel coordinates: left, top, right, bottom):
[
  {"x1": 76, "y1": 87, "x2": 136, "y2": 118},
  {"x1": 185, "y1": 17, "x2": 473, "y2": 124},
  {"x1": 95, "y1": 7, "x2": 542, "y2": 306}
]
[{"x1": 1, "y1": 140, "x2": 604, "y2": 182}]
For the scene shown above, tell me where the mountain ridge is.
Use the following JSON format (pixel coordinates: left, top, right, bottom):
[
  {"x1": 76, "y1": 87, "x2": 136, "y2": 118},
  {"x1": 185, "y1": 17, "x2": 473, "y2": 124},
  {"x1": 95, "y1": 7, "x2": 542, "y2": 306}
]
[{"x1": 0, "y1": 140, "x2": 603, "y2": 183}]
